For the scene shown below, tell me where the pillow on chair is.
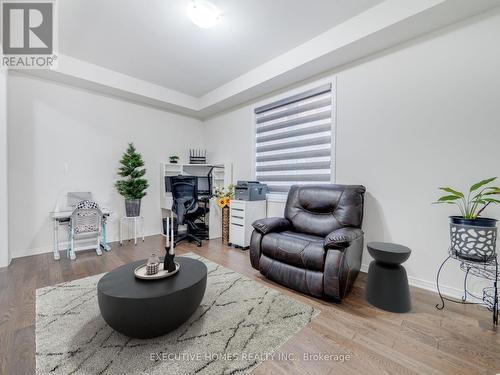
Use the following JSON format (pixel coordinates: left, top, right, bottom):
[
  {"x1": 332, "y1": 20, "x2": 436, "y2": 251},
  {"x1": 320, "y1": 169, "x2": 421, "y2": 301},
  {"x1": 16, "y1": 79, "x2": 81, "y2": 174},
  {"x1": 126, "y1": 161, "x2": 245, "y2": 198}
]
[
  {"x1": 73, "y1": 200, "x2": 101, "y2": 234},
  {"x1": 76, "y1": 200, "x2": 100, "y2": 210}
]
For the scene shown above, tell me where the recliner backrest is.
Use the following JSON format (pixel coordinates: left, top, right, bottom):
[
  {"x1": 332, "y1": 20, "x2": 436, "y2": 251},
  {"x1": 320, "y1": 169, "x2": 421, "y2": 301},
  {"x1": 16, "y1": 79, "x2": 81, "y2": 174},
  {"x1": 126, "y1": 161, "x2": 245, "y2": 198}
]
[{"x1": 284, "y1": 184, "x2": 366, "y2": 237}]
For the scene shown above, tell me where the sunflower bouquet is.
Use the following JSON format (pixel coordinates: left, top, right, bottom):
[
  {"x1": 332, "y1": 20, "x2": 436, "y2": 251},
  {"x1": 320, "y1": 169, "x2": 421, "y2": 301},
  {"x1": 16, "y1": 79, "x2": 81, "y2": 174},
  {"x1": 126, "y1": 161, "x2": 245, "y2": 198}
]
[{"x1": 214, "y1": 184, "x2": 235, "y2": 208}]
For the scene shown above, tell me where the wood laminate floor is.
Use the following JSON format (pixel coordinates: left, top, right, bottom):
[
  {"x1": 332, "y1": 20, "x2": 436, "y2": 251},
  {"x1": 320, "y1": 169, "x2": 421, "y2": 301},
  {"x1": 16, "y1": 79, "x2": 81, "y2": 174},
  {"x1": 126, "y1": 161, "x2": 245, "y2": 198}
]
[{"x1": 0, "y1": 235, "x2": 499, "y2": 374}]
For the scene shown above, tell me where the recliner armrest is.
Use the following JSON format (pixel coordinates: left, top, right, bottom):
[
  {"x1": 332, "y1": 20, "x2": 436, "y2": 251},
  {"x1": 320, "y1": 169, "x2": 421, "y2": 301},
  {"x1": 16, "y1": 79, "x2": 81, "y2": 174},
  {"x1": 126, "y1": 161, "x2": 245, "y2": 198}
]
[
  {"x1": 252, "y1": 217, "x2": 291, "y2": 235},
  {"x1": 325, "y1": 228, "x2": 363, "y2": 250}
]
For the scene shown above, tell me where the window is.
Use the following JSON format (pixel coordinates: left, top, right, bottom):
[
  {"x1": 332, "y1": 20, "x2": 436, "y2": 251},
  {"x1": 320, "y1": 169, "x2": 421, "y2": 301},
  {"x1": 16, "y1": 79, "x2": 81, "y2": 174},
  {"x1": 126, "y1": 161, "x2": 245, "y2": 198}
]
[{"x1": 254, "y1": 83, "x2": 334, "y2": 195}]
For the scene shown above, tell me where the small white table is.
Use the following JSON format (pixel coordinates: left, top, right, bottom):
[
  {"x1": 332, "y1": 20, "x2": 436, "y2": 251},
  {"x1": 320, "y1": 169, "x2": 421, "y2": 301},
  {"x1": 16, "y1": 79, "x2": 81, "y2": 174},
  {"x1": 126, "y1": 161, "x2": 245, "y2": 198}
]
[{"x1": 119, "y1": 216, "x2": 145, "y2": 246}]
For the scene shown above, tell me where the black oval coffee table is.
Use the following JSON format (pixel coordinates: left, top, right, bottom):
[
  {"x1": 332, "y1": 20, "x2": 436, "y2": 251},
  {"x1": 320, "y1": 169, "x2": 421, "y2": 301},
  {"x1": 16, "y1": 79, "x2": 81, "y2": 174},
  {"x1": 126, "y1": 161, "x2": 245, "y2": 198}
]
[{"x1": 97, "y1": 257, "x2": 207, "y2": 339}]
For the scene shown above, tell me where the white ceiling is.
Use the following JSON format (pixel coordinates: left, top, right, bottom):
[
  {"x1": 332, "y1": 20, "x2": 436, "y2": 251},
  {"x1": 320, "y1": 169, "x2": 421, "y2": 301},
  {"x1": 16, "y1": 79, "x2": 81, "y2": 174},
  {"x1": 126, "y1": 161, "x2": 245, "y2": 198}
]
[
  {"x1": 28, "y1": 0, "x2": 499, "y2": 118},
  {"x1": 59, "y1": 0, "x2": 384, "y2": 96}
]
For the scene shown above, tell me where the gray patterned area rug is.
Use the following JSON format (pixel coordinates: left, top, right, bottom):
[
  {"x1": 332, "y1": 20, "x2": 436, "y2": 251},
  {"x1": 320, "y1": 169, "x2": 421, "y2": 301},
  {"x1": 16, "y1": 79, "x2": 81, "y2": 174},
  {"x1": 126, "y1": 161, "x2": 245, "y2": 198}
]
[{"x1": 36, "y1": 253, "x2": 319, "y2": 375}]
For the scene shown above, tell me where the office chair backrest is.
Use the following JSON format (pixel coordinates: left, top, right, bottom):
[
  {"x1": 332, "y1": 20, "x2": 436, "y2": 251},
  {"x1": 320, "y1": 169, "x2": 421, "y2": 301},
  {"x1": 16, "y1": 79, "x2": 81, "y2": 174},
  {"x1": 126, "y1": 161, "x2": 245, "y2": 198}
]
[
  {"x1": 171, "y1": 175, "x2": 198, "y2": 201},
  {"x1": 71, "y1": 200, "x2": 102, "y2": 234},
  {"x1": 171, "y1": 176, "x2": 198, "y2": 224}
]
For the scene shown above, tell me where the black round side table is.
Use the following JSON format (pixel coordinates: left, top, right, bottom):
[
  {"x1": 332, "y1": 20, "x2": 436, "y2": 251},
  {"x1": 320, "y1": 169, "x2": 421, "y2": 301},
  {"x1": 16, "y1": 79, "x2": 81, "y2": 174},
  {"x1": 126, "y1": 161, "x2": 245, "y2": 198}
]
[
  {"x1": 365, "y1": 242, "x2": 412, "y2": 313},
  {"x1": 97, "y1": 257, "x2": 207, "y2": 339}
]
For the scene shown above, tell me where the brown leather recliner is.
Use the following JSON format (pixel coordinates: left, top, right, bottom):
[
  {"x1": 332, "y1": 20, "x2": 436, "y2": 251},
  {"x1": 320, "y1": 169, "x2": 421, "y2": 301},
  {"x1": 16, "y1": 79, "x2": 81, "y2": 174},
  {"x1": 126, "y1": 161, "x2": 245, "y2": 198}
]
[{"x1": 250, "y1": 184, "x2": 366, "y2": 301}]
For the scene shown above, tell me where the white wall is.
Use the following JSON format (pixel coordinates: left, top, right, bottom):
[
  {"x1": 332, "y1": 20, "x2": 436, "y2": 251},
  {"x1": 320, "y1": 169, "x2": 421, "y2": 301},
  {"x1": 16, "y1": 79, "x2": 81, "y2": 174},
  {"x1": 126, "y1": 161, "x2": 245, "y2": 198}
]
[
  {"x1": 204, "y1": 11, "x2": 500, "y2": 298},
  {"x1": 7, "y1": 73, "x2": 203, "y2": 258},
  {"x1": 5, "y1": 9, "x2": 500, "y2": 299},
  {"x1": 0, "y1": 69, "x2": 9, "y2": 268},
  {"x1": 206, "y1": 106, "x2": 254, "y2": 182}
]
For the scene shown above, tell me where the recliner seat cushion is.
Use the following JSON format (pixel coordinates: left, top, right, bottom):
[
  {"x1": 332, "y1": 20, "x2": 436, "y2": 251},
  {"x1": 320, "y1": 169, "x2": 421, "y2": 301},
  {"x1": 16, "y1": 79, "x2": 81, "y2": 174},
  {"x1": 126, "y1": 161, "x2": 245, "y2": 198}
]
[
  {"x1": 260, "y1": 231, "x2": 325, "y2": 271},
  {"x1": 259, "y1": 254, "x2": 324, "y2": 298}
]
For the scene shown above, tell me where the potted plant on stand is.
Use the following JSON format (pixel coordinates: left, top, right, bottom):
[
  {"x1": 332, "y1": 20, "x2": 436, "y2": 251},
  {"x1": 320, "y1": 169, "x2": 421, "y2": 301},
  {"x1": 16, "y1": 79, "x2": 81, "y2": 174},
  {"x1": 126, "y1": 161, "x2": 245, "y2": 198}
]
[
  {"x1": 215, "y1": 185, "x2": 235, "y2": 246},
  {"x1": 434, "y1": 177, "x2": 500, "y2": 262},
  {"x1": 169, "y1": 155, "x2": 179, "y2": 164},
  {"x1": 115, "y1": 143, "x2": 149, "y2": 217}
]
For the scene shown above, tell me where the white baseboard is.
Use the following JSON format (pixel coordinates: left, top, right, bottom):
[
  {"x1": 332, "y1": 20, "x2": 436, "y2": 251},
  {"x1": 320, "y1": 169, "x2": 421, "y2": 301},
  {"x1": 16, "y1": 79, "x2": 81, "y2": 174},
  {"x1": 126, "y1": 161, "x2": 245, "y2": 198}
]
[
  {"x1": 13, "y1": 245, "x2": 54, "y2": 259},
  {"x1": 8, "y1": 238, "x2": 476, "y2": 302},
  {"x1": 11, "y1": 231, "x2": 161, "y2": 260},
  {"x1": 0, "y1": 257, "x2": 11, "y2": 269},
  {"x1": 360, "y1": 263, "x2": 465, "y2": 301}
]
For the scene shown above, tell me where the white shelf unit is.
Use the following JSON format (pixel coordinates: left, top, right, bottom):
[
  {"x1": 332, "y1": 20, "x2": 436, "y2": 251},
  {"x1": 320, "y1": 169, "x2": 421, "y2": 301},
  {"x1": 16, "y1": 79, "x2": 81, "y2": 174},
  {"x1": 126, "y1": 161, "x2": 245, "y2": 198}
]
[{"x1": 160, "y1": 162, "x2": 232, "y2": 240}]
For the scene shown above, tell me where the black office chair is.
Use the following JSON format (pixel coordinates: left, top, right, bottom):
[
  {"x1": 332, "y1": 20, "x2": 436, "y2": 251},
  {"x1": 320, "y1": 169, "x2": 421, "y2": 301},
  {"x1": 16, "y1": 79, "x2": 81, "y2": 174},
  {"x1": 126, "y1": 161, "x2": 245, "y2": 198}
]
[{"x1": 171, "y1": 175, "x2": 205, "y2": 247}]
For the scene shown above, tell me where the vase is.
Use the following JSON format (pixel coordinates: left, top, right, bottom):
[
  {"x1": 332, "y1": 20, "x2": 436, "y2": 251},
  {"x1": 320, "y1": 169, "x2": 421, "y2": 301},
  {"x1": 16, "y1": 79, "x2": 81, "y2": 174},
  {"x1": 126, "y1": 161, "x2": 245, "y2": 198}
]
[
  {"x1": 164, "y1": 247, "x2": 176, "y2": 273},
  {"x1": 222, "y1": 206, "x2": 230, "y2": 245},
  {"x1": 125, "y1": 199, "x2": 141, "y2": 217},
  {"x1": 146, "y1": 254, "x2": 160, "y2": 275},
  {"x1": 449, "y1": 216, "x2": 497, "y2": 262}
]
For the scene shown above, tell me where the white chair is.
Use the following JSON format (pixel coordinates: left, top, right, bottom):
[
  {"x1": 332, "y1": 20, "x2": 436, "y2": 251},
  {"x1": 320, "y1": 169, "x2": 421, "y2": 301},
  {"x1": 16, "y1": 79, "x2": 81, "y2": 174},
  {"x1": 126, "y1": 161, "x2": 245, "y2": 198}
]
[{"x1": 67, "y1": 200, "x2": 102, "y2": 260}]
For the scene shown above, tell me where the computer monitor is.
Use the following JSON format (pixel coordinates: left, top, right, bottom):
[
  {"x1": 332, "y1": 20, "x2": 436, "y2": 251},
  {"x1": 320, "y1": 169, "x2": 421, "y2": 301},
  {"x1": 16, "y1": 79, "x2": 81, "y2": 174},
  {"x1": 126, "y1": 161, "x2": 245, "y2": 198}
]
[{"x1": 197, "y1": 176, "x2": 210, "y2": 195}]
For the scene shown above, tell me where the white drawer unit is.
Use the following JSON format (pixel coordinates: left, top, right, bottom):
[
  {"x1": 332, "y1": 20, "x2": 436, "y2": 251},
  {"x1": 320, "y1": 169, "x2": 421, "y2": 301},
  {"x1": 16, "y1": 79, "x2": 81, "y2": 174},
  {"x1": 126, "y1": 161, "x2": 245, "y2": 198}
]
[{"x1": 229, "y1": 200, "x2": 267, "y2": 249}]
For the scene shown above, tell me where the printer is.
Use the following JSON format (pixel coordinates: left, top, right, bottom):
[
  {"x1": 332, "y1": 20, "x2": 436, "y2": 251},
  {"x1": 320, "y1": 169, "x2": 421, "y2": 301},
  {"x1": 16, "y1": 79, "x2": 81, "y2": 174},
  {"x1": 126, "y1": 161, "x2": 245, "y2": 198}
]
[{"x1": 235, "y1": 181, "x2": 268, "y2": 201}]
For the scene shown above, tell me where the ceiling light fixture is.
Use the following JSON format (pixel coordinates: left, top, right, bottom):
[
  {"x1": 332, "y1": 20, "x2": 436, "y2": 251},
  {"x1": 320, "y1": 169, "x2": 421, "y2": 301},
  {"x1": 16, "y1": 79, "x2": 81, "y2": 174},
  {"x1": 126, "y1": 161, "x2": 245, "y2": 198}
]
[{"x1": 187, "y1": 0, "x2": 221, "y2": 29}]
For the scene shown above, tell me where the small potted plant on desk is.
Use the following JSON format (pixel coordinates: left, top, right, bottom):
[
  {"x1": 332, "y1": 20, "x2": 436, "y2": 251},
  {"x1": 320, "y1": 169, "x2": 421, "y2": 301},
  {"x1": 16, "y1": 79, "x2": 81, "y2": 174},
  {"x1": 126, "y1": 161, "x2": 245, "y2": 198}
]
[
  {"x1": 215, "y1": 185, "x2": 235, "y2": 246},
  {"x1": 115, "y1": 143, "x2": 149, "y2": 217},
  {"x1": 169, "y1": 155, "x2": 179, "y2": 164},
  {"x1": 434, "y1": 177, "x2": 499, "y2": 262}
]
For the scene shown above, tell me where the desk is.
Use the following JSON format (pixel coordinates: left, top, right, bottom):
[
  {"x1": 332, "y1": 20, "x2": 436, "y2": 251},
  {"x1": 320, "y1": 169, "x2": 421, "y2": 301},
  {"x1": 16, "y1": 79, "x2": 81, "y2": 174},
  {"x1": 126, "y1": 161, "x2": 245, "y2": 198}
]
[
  {"x1": 50, "y1": 208, "x2": 113, "y2": 260},
  {"x1": 160, "y1": 161, "x2": 232, "y2": 240}
]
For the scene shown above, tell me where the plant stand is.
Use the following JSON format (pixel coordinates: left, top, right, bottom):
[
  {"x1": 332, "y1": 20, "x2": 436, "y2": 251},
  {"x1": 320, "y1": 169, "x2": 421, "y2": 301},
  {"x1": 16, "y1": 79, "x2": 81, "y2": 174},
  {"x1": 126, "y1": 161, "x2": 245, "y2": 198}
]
[
  {"x1": 436, "y1": 248, "x2": 498, "y2": 325},
  {"x1": 119, "y1": 216, "x2": 145, "y2": 246}
]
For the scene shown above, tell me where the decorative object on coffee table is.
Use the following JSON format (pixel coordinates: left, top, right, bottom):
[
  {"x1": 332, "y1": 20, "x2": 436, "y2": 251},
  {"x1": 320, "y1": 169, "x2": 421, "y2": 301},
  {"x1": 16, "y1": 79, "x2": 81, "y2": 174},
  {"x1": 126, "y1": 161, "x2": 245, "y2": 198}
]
[
  {"x1": 133, "y1": 259, "x2": 180, "y2": 280},
  {"x1": 365, "y1": 242, "x2": 412, "y2": 313},
  {"x1": 115, "y1": 143, "x2": 149, "y2": 217},
  {"x1": 134, "y1": 214, "x2": 179, "y2": 279},
  {"x1": 215, "y1": 184, "x2": 235, "y2": 246},
  {"x1": 146, "y1": 254, "x2": 160, "y2": 275},
  {"x1": 434, "y1": 177, "x2": 499, "y2": 325},
  {"x1": 163, "y1": 210, "x2": 177, "y2": 272},
  {"x1": 164, "y1": 246, "x2": 176, "y2": 272},
  {"x1": 99, "y1": 257, "x2": 207, "y2": 338}
]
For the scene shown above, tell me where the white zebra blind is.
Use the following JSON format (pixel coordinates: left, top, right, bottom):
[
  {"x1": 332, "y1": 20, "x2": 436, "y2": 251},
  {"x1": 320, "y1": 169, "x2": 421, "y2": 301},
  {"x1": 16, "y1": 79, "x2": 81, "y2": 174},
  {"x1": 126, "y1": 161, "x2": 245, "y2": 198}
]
[{"x1": 255, "y1": 84, "x2": 333, "y2": 194}]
